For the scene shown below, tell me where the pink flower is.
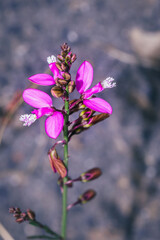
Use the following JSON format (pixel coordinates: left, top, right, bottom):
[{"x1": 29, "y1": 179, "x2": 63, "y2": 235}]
[
  {"x1": 20, "y1": 88, "x2": 64, "y2": 139},
  {"x1": 28, "y1": 55, "x2": 61, "y2": 86},
  {"x1": 76, "y1": 61, "x2": 116, "y2": 114}
]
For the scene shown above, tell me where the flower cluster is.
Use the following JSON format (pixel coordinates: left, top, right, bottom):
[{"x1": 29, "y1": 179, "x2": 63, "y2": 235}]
[{"x1": 20, "y1": 47, "x2": 116, "y2": 139}]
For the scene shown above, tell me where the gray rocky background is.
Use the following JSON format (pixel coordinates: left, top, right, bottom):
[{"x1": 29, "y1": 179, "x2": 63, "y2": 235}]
[{"x1": 0, "y1": 0, "x2": 160, "y2": 240}]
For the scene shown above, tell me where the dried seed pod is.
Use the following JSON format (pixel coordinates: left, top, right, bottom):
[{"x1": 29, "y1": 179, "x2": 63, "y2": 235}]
[
  {"x1": 89, "y1": 113, "x2": 110, "y2": 125},
  {"x1": 51, "y1": 86, "x2": 64, "y2": 98},
  {"x1": 48, "y1": 148, "x2": 67, "y2": 178}
]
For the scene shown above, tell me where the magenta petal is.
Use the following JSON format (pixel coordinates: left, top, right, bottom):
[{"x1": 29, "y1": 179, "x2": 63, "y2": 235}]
[
  {"x1": 23, "y1": 89, "x2": 53, "y2": 108},
  {"x1": 83, "y1": 82, "x2": 104, "y2": 99},
  {"x1": 29, "y1": 74, "x2": 55, "y2": 86},
  {"x1": 76, "y1": 61, "x2": 93, "y2": 94},
  {"x1": 49, "y1": 62, "x2": 61, "y2": 79},
  {"x1": 45, "y1": 112, "x2": 64, "y2": 139},
  {"x1": 83, "y1": 97, "x2": 112, "y2": 114}
]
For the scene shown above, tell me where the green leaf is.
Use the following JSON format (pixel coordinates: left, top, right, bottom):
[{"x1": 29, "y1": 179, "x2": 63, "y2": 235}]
[{"x1": 28, "y1": 220, "x2": 61, "y2": 238}]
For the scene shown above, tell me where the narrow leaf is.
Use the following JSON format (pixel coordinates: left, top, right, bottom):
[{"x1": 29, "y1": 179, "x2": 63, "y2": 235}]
[
  {"x1": 27, "y1": 235, "x2": 59, "y2": 239},
  {"x1": 29, "y1": 221, "x2": 40, "y2": 227}
]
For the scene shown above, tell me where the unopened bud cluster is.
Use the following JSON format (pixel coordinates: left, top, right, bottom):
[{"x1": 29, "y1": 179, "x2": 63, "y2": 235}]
[
  {"x1": 50, "y1": 43, "x2": 77, "y2": 99},
  {"x1": 9, "y1": 207, "x2": 35, "y2": 223}
]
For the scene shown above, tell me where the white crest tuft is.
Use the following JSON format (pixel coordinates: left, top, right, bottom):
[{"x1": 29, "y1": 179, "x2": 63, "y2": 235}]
[
  {"x1": 19, "y1": 114, "x2": 37, "y2": 126},
  {"x1": 101, "y1": 77, "x2": 116, "y2": 89},
  {"x1": 47, "y1": 55, "x2": 56, "y2": 64}
]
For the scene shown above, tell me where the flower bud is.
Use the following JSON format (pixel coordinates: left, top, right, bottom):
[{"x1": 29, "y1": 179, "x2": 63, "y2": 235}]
[
  {"x1": 69, "y1": 99, "x2": 83, "y2": 114},
  {"x1": 80, "y1": 109, "x2": 94, "y2": 119},
  {"x1": 65, "y1": 54, "x2": 71, "y2": 62},
  {"x1": 67, "y1": 189, "x2": 96, "y2": 210},
  {"x1": 21, "y1": 212, "x2": 27, "y2": 218},
  {"x1": 79, "y1": 103, "x2": 86, "y2": 109},
  {"x1": 67, "y1": 46, "x2": 71, "y2": 52},
  {"x1": 78, "y1": 189, "x2": 96, "y2": 204},
  {"x1": 51, "y1": 86, "x2": 64, "y2": 98},
  {"x1": 27, "y1": 209, "x2": 36, "y2": 220},
  {"x1": 80, "y1": 168, "x2": 102, "y2": 182},
  {"x1": 61, "y1": 51, "x2": 67, "y2": 57},
  {"x1": 56, "y1": 62, "x2": 63, "y2": 71},
  {"x1": 57, "y1": 54, "x2": 64, "y2": 62},
  {"x1": 71, "y1": 54, "x2": 77, "y2": 63},
  {"x1": 61, "y1": 43, "x2": 69, "y2": 51},
  {"x1": 15, "y1": 208, "x2": 21, "y2": 213},
  {"x1": 61, "y1": 63, "x2": 68, "y2": 72},
  {"x1": 16, "y1": 217, "x2": 24, "y2": 223},
  {"x1": 56, "y1": 78, "x2": 68, "y2": 86},
  {"x1": 62, "y1": 72, "x2": 71, "y2": 81},
  {"x1": 13, "y1": 213, "x2": 20, "y2": 218},
  {"x1": 9, "y1": 207, "x2": 15, "y2": 213},
  {"x1": 48, "y1": 148, "x2": 67, "y2": 178},
  {"x1": 68, "y1": 80, "x2": 75, "y2": 93}
]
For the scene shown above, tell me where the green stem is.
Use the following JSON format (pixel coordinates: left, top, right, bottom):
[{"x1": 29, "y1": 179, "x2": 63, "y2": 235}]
[{"x1": 61, "y1": 86, "x2": 69, "y2": 239}]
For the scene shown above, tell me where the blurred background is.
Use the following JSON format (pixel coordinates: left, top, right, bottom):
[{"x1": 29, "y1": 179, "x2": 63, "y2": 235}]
[{"x1": 0, "y1": 0, "x2": 160, "y2": 239}]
